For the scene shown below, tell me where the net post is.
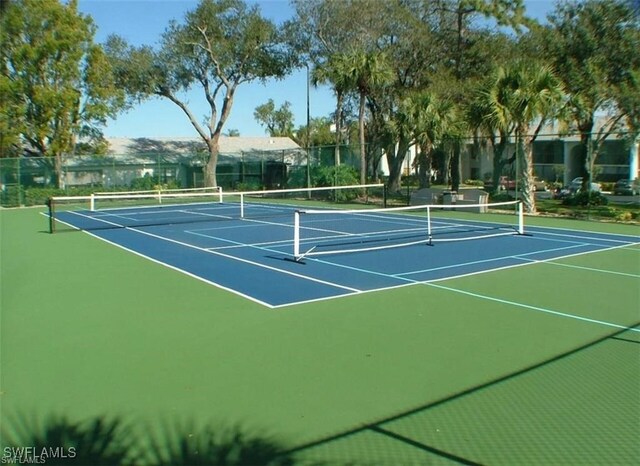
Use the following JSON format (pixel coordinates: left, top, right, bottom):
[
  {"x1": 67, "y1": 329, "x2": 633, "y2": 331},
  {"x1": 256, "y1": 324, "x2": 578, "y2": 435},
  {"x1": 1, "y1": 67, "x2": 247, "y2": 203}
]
[
  {"x1": 383, "y1": 184, "x2": 388, "y2": 208},
  {"x1": 47, "y1": 197, "x2": 55, "y2": 234},
  {"x1": 217, "y1": 186, "x2": 223, "y2": 203},
  {"x1": 293, "y1": 210, "x2": 301, "y2": 260},
  {"x1": 427, "y1": 205, "x2": 432, "y2": 245},
  {"x1": 158, "y1": 189, "x2": 162, "y2": 205},
  {"x1": 517, "y1": 201, "x2": 524, "y2": 235},
  {"x1": 90, "y1": 193, "x2": 95, "y2": 211},
  {"x1": 240, "y1": 193, "x2": 245, "y2": 218}
]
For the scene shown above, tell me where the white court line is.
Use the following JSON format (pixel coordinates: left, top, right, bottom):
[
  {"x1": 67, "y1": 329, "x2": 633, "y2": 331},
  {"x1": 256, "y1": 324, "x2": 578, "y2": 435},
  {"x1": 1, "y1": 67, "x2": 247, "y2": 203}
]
[
  {"x1": 519, "y1": 257, "x2": 640, "y2": 278},
  {"x1": 526, "y1": 225, "x2": 640, "y2": 244},
  {"x1": 56, "y1": 210, "x2": 639, "y2": 324},
  {"x1": 67, "y1": 210, "x2": 363, "y2": 297},
  {"x1": 395, "y1": 242, "x2": 590, "y2": 277},
  {"x1": 275, "y1": 240, "x2": 640, "y2": 333},
  {"x1": 127, "y1": 227, "x2": 362, "y2": 294},
  {"x1": 426, "y1": 281, "x2": 640, "y2": 333}
]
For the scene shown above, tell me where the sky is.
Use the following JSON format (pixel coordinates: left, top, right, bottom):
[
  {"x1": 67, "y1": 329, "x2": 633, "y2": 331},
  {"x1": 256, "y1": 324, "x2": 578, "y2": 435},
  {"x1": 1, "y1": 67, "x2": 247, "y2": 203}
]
[{"x1": 78, "y1": 0, "x2": 557, "y2": 139}]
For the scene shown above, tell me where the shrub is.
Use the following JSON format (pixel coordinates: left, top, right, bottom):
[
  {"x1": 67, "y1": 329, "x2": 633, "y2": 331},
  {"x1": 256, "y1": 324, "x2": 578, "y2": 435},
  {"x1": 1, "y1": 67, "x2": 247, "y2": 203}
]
[
  {"x1": 489, "y1": 192, "x2": 514, "y2": 203},
  {"x1": 235, "y1": 180, "x2": 262, "y2": 191},
  {"x1": 286, "y1": 165, "x2": 360, "y2": 201},
  {"x1": 312, "y1": 165, "x2": 360, "y2": 202},
  {"x1": 464, "y1": 179, "x2": 484, "y2": 187},
  {"x1": 616, "y1": 211, "x2": 634, "y2": 222},
  {"x1": 130, "y1": 175, "x2": 180, "y2": 191},
  {"x1": 562, "y1": 191, "x2": 608, "y2": 207}
]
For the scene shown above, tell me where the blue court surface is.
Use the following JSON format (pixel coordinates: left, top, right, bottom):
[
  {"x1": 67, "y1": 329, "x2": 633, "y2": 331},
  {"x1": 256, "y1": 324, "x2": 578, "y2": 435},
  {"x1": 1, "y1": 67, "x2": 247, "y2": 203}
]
[{"x1": 54, "y1": 200, "x2": 640, "y2": 308}]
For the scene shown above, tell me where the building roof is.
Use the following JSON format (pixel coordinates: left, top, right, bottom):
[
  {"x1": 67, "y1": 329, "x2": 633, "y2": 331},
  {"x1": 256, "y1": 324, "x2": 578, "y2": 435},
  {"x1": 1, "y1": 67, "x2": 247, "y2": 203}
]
[{"x1": 106, "y1": 136, "x2": 302, "y2": 156}]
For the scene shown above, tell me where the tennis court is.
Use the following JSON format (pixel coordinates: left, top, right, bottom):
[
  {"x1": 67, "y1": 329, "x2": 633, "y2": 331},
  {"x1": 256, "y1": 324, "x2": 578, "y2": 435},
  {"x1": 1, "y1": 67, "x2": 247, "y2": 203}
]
[
  {"x1": 49, "y1": 188, "x2": 638, "y2": 311},
  {"x1": 1, "y1": 189, "x2": 639, "y2": 465}
]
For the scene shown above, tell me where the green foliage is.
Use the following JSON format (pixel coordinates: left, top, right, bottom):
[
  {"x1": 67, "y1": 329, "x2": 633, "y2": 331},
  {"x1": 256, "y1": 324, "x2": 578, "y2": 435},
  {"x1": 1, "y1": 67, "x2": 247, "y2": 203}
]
[
  {"x1": 105, "y1": 0, "x2": 297, "y2": 187},
  {"x1": 293, "y1": 117, "x2": 336, "y2": 147},
  {"x1": 562, "y1": 190, "x2": 609, "y2": 207},
  {"x1": 0, "y1": 186, "x2": 98, "y2": 207},
  {"x1": 488, "y1": 192, "x2": 515, "y2": 203},
  {"x1": 0, "y1": 0, "x2": 124, "y2": 168},
  {"x1": 254, "y1": 100, "x2": 295, "y2": 137},
  {"x1": 129, "y1": 175, "x2": 180, "y2": 191},
  {"x1": 234, "y1": 180, "x2": 263, "y2": 191},
  {"x1": 286, "y1": 164, "x2": 359, "y2": 201},
  {"x1": 539, "y1": 0, "x2": 639, "y2": 182},
  {"x1": 285, "y1": 166, "x2": 308, "y2": 189},
  {"x1": 312, "y1": 165, "x2": 359, "y2": 201},
  {"x1": 1, "y1": 179, "x2": 184, "y2": 207},
  {"x1": 312, "y1": 164, "x2": 358, "y2": 187},
  {"x1": 537, "y1": 198, "x2": 637, "y2": 223},
  {"x1": 464, "y1": 179, "x2": 485, "y2": 187}
]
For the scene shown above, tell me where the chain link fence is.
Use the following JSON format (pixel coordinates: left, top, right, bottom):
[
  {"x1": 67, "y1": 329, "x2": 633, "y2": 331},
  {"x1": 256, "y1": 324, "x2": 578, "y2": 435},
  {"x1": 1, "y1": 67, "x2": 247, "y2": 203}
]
[{"x1": 0, "y1": 144, "x2": 370, "y2": 207}]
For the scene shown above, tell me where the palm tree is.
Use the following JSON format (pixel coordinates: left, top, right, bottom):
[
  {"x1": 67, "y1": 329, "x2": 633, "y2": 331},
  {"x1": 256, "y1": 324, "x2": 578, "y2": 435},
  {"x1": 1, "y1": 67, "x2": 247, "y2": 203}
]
[
  {"x1": 402, "y1": 91, "x2": 450, "y2": 189},
  {"x1": 468, "y1": 79, "x2": 516, "y2": 196},
  {"x1": 482, "y1": 62, "x2": 564, "y2": 213},
  {"x1": 311, "y1": 53, "x2": 354, "y2": 166},
  {"x1": 343, "y1": 50, "x2": 394, "y2": 185}
]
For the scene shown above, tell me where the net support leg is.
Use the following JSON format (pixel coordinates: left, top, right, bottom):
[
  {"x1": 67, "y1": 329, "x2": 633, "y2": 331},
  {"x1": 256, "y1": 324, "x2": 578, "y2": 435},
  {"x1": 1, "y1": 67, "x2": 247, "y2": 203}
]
[
  {"x1": 517, "y1": 201, "x2": 524, "y2": 235},
  {"x1": 293, "y1": 210, "x2": 301, "y2": 261}
]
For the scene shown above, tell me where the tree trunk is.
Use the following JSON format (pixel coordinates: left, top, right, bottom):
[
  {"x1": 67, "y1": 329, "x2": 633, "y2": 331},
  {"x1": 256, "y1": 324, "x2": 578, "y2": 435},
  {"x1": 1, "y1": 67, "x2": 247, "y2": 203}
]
[
  {"x1": 204, "y1": 137, "x2": 219, "y2": 188},
  {"x1": 334, "y1": 92, "x2": 342, "y2": 166},
  {"x1": 358, "y1": 92, "x2": 366, "y2": 185},
  {"x1": 519, "y1": 132, "x2": 536, "y2": 214},
  {"x1": 490, "y1": 135, "x2": 510, "y2": 195},
  {"x1": 443, "y1": 150, "x2": 452, "y2": 186},
  {"x1": 578, "y1": 119, "x2": 595, "y2": 191},
  {"x1": 450, "y1": 142, "x2": 461, "y2": 192},
  {"x1": 385, "y1": 138, "x2": 410, "y2": 193},
  {"x1": 55, "y1": 153, "x2": 65, "y2": 189},
  {"x1": 416, "y1": 147, "x2": 430, "y2": 189}
]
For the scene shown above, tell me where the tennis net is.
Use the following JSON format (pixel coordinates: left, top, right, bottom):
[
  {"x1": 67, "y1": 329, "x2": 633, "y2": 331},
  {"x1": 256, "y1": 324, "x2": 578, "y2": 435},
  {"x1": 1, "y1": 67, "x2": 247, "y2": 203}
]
[
  {"x1": 48, "y1": 183, "x2": 386, "y2": 233},
  {"x1": 292, "y1": 200, "x2": 524, "y2": 261},
  {"x1": 48, "y1": 187, "x2": 224, "y2": 233},
  {"x1": 221, "y1": 183, "x2": 385, "y2": 219}
]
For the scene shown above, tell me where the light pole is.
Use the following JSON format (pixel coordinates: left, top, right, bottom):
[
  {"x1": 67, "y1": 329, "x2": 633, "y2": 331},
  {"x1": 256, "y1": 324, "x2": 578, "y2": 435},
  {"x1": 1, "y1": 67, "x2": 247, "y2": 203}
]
[{"x1": 306, "y1": 63, "x2": 311, "y2": 196}]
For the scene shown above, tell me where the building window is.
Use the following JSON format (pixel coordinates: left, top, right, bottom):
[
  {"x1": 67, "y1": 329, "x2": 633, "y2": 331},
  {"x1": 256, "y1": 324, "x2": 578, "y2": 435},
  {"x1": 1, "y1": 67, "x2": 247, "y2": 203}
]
[
  {"x1": 596, "y1": 140, "x2": 627, "y2": 165},
  {"x1": 533, "y1": 141, "x2": 563, "y2": 164}
]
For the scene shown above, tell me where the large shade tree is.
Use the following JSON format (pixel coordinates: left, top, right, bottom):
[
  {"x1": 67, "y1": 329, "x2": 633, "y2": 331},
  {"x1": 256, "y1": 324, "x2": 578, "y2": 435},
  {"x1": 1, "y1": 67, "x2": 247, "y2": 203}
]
[
  {"x1": 1, "y1": 0, "x2": 125, "y2": 186},
  {"x1": 105, "y1": 0, "x2": 295, "y2": 187}
]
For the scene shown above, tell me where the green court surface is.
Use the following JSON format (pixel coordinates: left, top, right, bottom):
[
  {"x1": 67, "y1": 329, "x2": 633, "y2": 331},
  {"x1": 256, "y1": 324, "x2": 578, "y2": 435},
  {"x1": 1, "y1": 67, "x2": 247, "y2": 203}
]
[{"x1": 1, "y1": 207, "x2": 639, "y2": 465}]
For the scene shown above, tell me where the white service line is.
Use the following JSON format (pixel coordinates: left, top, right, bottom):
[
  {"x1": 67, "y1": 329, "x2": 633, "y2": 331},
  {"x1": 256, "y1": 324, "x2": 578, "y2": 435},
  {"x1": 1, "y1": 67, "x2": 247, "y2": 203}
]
[{"x1": 125, "y1": 226, "x2": 362, "y2": 293}]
